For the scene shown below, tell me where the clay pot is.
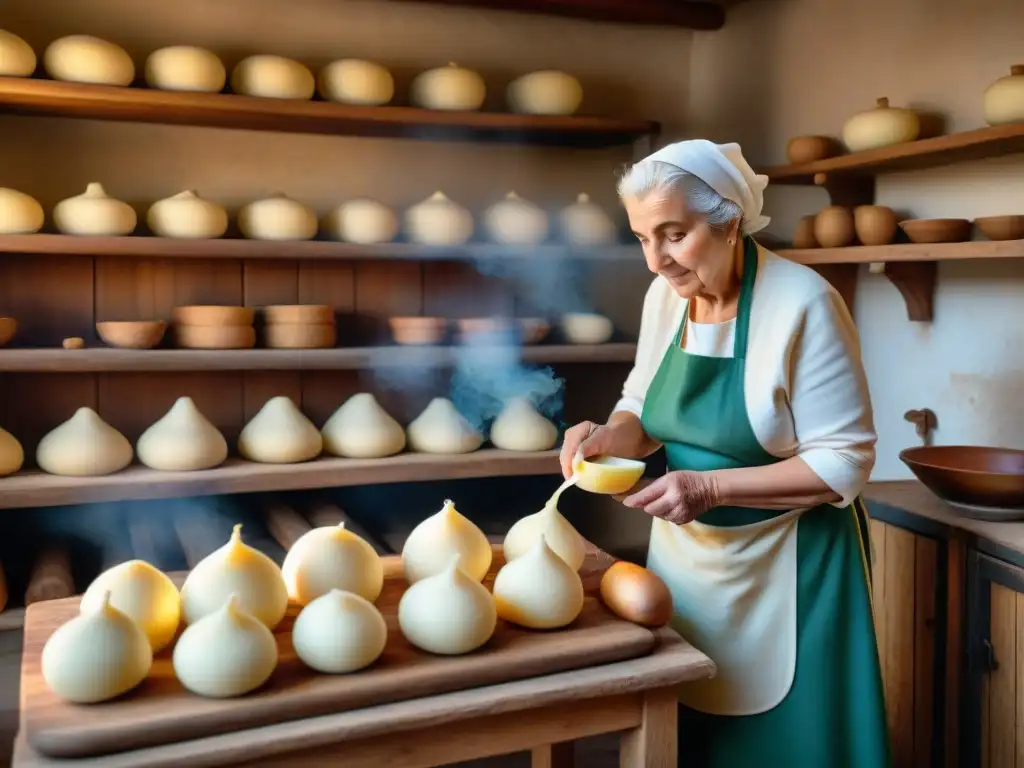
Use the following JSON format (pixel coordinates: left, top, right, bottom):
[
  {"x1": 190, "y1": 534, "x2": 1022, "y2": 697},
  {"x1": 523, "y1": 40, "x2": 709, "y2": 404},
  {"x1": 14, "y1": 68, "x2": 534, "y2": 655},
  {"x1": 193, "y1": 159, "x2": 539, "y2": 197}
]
[
  {"x1": 0, "y1": 317, "x2": 16, "y2": 347},
  {"x1": 983, "y1": 65, "x2": 1024, "y2": 126},
  {"x1": 813, "y1": 207, "x2": 855, "y2": 248},
  {"x1": 785, "y1": 136, "x2": 838, "y2": 165},
  {"x1": 975, "y1": 215, "x2": 1024, "y2": 241},
  {"x1": 854, "y1": 206, "x2": 898, "y2": 246},
  {"x1": 96, "y1": 320, "x2": 167, "y2": 350},
  {"x1": 174, "y1": 325, "x2": 257, "y2": 349},
  {"x1": 264, "y1": 323, "x2": 336, "y2": 349},
  {"x1": 898, "y1": 218, "x2": 971, "y2": 244},
  {"x1": 792, "y1": 215, "x2": 818, "y2": 249},
  {"x1": 171, "y1": 306, "x2": 254, "y2": 327},
  {"x1": 389, "y1": 317, "x2": 447, "y2": 346}
]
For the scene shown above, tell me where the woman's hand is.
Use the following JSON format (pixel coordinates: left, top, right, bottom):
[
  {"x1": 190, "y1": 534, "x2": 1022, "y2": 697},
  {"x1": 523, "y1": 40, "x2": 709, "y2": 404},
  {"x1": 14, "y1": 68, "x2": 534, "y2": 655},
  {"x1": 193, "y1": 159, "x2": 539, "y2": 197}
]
[
  {"x1": 559, "y1": 420, "x2": 621, "y2": 480},
  {"x1": 621, "y1": 470, "x2": 720, "y2": 525}
]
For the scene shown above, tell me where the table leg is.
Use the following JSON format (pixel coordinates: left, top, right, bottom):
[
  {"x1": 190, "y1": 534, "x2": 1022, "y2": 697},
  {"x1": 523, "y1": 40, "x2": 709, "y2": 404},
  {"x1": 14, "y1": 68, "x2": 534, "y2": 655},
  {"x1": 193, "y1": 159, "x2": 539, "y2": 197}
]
[
  {"x1": 619, "y1": 687, "x2": 677, "y2": 768},
  {"x1": 531, "y1": 741, "x2": 575, "y2": 768}
]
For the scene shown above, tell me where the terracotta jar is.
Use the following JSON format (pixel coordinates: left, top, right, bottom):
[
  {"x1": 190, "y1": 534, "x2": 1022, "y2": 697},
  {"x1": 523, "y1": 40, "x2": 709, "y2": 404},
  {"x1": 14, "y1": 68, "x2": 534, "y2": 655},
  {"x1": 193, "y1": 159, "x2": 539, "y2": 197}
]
[
  {"x1": 792, "y1": 215, "x2": 818, "y2": 249},
  {"x1": 813, "y1": 207, "x2": 855, "y2": 248},
  {"x1": 853, "y1": 205, "x2": 898, "y2": 246}
]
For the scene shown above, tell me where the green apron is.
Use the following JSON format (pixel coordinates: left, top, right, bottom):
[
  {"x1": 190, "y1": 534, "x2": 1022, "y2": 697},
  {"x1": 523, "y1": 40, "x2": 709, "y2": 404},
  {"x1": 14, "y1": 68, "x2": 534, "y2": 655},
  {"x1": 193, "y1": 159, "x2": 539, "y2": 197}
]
[{"x1": 639, "y1": 237, "x2": 890, "y2": 767}]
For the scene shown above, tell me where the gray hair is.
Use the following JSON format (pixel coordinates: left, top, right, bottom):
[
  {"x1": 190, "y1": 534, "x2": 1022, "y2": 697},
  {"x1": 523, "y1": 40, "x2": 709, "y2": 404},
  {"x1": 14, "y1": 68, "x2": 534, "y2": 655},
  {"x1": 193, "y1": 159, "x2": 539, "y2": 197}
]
[{"x1": 617, "y1": 161, "x2": 744, "y2": 233}]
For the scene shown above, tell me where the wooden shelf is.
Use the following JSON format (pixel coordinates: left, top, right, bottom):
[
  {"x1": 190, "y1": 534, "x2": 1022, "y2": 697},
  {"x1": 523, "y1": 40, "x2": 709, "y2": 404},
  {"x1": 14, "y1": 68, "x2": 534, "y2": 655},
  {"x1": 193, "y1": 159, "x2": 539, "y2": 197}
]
[
  {"x1": 390, "y1": 0, "x2": 726, "y2": 30},
  {"x1": 0, "y1": 450, "x2": 562, "y2": 510},
  {"x1": 778, "y1": 239, "x2": 1024, "y2": 265},
  {"x1": 0, "y1": 344, "x2": 637, "y2": 372},
  {"x1": 764, "y1": 122, "x2": 1024, "y2": 184},
  {"x1": 0, "y1": 233, "x2": 637, "y2": 262},
  {"x1": 0, "y1": 77, "x2": 658, "y2": 148},
  {"x1": 781, "y1": 240, "x2": 1024, "y2": 322}
]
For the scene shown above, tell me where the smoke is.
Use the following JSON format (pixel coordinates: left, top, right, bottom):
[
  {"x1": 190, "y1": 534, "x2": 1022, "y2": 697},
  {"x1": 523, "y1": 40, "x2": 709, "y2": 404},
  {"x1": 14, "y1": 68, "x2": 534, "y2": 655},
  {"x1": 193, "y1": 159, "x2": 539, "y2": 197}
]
[
  {"x1": 449, "y1": 331, "x2": 565, "y2": 434},
  {"x1": 469, "y1": 254, "x2": 593, "y2": 316}
]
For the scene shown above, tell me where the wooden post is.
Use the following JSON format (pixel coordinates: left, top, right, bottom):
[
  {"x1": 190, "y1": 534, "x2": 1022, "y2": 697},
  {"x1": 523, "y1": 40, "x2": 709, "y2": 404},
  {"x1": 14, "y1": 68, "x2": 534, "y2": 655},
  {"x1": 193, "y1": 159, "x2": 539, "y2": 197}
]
[
  {"x1": 619, "y1": 687, "x2": 678, "y2": 768},
  {"x1": 265, "y1": 504, "x2": 312, "y2": 552}
]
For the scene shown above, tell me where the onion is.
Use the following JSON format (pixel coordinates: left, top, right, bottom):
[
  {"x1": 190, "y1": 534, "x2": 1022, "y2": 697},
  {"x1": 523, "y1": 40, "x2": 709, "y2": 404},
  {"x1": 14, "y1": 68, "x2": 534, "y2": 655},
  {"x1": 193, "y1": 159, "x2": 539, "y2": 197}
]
[{"x1": 598, "y1": 561, "x2": 673, "y2": 628}]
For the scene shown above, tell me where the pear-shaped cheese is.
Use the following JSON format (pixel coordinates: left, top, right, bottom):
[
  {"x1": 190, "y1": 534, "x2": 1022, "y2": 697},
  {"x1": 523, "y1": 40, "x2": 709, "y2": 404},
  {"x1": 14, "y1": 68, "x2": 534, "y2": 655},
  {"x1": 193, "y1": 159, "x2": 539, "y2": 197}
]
[
  {"x1": 36, "y1": 407, "x2": 133, "y2": 477},
  {"x1": 317, "y1": 59, "x2": 394, "y2": 106},
  {"x1": 281, "y1": 522, "x2": 384, "y2": 606},
  {"x1": 0, "y1": 425, "x2": 23, "y2": 476},
  {"x1": 489, "y1": 397, "x2": 558, "y2": 452},
  {"x1": 145, "y1": 46, "x2": 226, "y2": 93},
  {"x1": 407, "y1": 398, "x2": 482, "y2": 455},
  {"x1": 44, "y1": 35, "x2": 134, "y2": 86},
  {"x1": 493, "y1": 535, "x2": 584, "y2": 629},
  {"x1": 321, "y1": 393, "x2": 406, "y2": 459},
  {"x1": 503, "y1": 497, "x2": 586, "y2": 571},
  {"x1": 404, "y1": 191, "x2": 474, "y2": 246},
  {"x1": 147, "y1": 190, "x2": 228, "y2": 239},
  {"x1": 324, "y1": 198, "x2": 398, "y2": 244},
  {"x1": 402, "y1": 499, "x2": 491, "y2": 584},
  {"x1": 53, "y1": 182, "x2": 137, "y2": 236},
  {"x1": 410, "y1": 62, "x2": 486, "y2": 111},
  {"x1": 238, "y1": 396, "x2": 322, "y2": 464},
  {"x1": 80, "y1": 560, "x2": 181, "y2": 652},
  {"x1": 293, "y1": 589, "x2": 387, "y2": 673},
  {"x1": 238, "y1": 194, "x2": 317, "y2": 241},
  {"x1": 42, "y1": 590, "x2": 153, "y2": 703},
  {"x1": 483, "y1": 192, "x2": 549, "y2": 245},
  {"x1": 560, "y1": 193, "x2": 616, "y2": 246},
  {"x1": 398, "y1": 555, "x2": 496, "y2": 655},
  {"x1": 136, "y1": 396, "x2": 228, "y2": 472},
  {"x1": 0, "y1": 30, "x2": 36, "y2": 77},
  {"x1": 179, "y1": 524, "x2": 289, "y2": 629},
  {"x1": 173, "y1": 594, "x2": 278, "y2": 697},
  {"x1": 0, "y1": 187, "x2": 44, "y2": 234}
]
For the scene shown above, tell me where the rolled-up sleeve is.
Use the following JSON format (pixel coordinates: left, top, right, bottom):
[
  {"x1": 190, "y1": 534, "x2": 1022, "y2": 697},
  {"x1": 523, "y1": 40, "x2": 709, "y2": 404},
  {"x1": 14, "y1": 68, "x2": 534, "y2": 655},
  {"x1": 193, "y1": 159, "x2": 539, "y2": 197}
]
[{"x1": 790, "y1": 290, "x2": 876, "y2": 507}]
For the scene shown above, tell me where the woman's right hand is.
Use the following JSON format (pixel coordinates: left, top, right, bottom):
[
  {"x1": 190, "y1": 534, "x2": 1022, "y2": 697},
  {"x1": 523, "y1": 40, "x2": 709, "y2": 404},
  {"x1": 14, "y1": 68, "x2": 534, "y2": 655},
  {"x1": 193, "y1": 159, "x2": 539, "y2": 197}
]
[{"x1": 559, "y1": 420, "x2": 626, "y2": 480}]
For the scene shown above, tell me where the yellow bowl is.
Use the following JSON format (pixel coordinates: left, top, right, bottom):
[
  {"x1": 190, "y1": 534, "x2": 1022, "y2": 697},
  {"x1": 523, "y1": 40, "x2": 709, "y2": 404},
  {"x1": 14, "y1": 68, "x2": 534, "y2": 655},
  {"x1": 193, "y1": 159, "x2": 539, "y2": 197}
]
[{"x1": 573, "y1": 456, "x2": 646, "y2": 495}]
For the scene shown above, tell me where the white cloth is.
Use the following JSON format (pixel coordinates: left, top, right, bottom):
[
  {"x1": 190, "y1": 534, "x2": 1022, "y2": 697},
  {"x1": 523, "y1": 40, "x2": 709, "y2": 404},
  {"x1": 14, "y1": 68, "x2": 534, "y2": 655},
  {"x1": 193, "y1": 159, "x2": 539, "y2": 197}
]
[
  {"x1": 643, "y1": 139, "x2": 771, "y2": 234},
  {"x1": 613, "y1": 247, "x2": 876, "y2": 507}
]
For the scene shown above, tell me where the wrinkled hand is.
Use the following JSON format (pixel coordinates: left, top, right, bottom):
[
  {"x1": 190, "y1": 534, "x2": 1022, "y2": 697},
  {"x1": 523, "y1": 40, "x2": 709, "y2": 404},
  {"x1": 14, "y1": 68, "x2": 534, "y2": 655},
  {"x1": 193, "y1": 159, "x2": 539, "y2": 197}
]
[{"x1": 621, "y1": 470, "x2": 720, "y2": 525}]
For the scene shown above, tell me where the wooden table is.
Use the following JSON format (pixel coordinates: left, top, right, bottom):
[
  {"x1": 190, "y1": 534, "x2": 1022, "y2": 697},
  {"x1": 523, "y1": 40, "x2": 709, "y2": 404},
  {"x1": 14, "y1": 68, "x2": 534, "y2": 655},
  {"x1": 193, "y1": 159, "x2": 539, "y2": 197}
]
[{"x1": 13, "y1": 624, "x2": 712, "y2": 768}]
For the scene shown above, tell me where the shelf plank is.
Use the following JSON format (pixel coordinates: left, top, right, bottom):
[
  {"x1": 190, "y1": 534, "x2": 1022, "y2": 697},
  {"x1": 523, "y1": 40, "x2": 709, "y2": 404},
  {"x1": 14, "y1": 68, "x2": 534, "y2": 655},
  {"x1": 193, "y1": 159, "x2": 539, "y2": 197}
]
[
  {"x1": 0, "y1": 450, "x2": 562, "y2": 510},
  {"x1": 0, "y1": 77, "x2": 658, "y2": 148},
  {"x1": 0, "y1": 344, "x2": 637, "y2": 372},
  {"x1": 388, "y1": 0, "x2": 726, "y2": 30},
  {"x1": 0, "y1": 233, "x2": 637, "y2": 262},
  {"x1": 778, "y1": 239, "x2": 1024, "y2": 265},
  {"x1": 764, "y1": 122, "x2": 1024, "y2": 184}
]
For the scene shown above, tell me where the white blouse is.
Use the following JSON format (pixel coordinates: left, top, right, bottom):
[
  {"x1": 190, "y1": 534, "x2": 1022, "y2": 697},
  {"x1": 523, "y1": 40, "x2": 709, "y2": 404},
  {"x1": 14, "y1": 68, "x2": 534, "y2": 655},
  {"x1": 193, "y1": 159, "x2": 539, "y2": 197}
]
[{"x1": 612, "y1": 247, "x2": 876, "y2": 507}]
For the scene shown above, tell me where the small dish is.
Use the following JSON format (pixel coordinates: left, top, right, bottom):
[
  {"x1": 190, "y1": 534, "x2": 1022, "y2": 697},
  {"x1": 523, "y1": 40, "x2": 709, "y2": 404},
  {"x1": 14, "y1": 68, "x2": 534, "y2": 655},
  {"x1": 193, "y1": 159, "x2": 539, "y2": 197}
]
[
  {"x1": 262, "y1": 304, "x2": 335, "y2": 325},
  {"x1": 175, "y1": 324, "x2": 256, "y2": 349},
  {"x1": 96, "y1": 320, "x2": 167, "y2": 350},
  {"x1": 388, "y1": 316, "x2": 447, "y2": 346},
  {"x1": 572, "y1": 456, "x2": 646, "y2": 495},
  {"x1": 974, "y1": 215, "x2": 1024, "y2": 241},
  {"x1": 898, "y1": 218, "x2": 971, "y2": 244}
]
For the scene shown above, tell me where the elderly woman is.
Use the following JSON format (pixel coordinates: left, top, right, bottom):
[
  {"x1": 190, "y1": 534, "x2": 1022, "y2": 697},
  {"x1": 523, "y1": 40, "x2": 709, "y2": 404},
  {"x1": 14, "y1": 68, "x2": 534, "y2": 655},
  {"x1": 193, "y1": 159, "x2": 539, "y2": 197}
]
[{"x1": 560, "y1": 140, "x2": 888, "y2": 766}]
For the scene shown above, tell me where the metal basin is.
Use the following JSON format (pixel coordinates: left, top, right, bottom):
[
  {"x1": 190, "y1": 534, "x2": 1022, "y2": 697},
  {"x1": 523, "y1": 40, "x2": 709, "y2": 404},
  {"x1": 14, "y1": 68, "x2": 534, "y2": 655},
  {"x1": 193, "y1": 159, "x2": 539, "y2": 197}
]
[{"x1": 899, "y1": 445, "x2": 1024, "y2": 509}]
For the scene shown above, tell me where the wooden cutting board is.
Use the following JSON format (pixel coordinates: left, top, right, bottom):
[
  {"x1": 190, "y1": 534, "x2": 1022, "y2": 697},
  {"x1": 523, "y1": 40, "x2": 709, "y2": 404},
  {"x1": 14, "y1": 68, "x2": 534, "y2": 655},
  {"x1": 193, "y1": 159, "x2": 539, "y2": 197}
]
[{"x1": 22, "y1": 548, "x2": 657, "y2": 759}]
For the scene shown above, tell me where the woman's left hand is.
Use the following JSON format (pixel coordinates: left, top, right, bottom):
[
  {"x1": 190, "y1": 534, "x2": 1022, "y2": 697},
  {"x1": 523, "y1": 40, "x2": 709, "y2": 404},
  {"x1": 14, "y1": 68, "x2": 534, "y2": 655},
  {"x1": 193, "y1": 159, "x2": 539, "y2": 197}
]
[{"x1": 621, "y1": 470, "x2": 720, "y2": 525}]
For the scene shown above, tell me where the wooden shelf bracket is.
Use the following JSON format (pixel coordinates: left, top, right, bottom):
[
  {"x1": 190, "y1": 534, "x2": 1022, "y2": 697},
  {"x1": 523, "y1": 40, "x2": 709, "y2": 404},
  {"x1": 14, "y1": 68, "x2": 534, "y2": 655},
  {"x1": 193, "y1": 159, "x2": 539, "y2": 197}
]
[{"x1": 880, "y1": 261, "x2": 938, "y2": 322}]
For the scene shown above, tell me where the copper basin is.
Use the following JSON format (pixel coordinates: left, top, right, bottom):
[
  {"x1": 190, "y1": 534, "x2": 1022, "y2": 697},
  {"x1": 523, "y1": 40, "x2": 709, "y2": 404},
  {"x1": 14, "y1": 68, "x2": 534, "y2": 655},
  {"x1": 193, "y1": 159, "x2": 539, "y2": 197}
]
[{"x1": 899, "y1": 445, "x2": 1024, "y2": 508}]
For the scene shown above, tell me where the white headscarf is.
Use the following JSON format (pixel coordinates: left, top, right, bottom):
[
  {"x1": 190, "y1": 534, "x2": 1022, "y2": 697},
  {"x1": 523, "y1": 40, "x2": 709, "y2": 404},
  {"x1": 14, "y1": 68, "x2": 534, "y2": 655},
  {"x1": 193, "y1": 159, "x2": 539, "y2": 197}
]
[{"x1": 642, "y1": 139, "x2": 770, "y2": 234}]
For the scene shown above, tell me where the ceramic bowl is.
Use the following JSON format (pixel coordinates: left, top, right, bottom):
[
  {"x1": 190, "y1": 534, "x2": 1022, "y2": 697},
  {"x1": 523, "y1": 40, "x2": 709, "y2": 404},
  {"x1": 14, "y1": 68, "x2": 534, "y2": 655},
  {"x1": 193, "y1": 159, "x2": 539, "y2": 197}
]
[
  {"x1": 96, "y1": 320, "x2": 167, "y2": 349},
  {"x1": 974, "y1": 215, "x2": 1024, "y2": 241},
  {"x1": 388, "y1": 316, "x2": 447, "y2": 346},
  {"x1": 898, "y1": 218, "x2": 971, "y2": 244},
  {"x1": 174, "y1": 324, "x2": 256, "y2": 349},
  {"x1": 0, "y1": 317, "x2": 17, "y2": 347},
  {"x1": 171, "y1": 305, "x2": 255, "y2": 327},
  {"x1": 560, "y1": 313, "x2": 613, "y2": 344},
  {"x1": 573, "y1": 456, "x2": 646, "y2": 495},
  {"x1": 264, "y1": 323, "x2": 336, "y2": 349},
  {"x1": 262, "y1": 304, "x2": 335, "y2": 325}
]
